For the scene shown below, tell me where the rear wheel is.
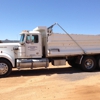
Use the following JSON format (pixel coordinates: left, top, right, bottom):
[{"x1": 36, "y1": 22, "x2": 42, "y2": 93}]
[
  {"x1": 68, "y1": 60, "x2": 80, "y2": 67},
  {"x1": 81, "y1": 56, "x2": 96, "y2": 71},
  {"x1": 96, "y1": 56, "x2": 100, "y2": 69},
  {"x1": 0, "y1": 59, "x2": 12, "y2": 77}
]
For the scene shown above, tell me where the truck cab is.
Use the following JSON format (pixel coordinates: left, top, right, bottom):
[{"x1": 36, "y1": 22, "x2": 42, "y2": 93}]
[
  {"x1": 0, "y1": 26, "x2": 49, "y2": 77},
  {"x1": 15, "y1": 26, "x2": 48, "y2": 59},
  {"x1": 19, "y1": 30, "x2": 42, "y2": 58}
]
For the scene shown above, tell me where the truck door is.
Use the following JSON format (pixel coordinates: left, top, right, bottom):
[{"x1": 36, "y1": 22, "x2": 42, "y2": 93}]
[{"x1": 25, "y1": 34, "x2": 42, "y2": 58}]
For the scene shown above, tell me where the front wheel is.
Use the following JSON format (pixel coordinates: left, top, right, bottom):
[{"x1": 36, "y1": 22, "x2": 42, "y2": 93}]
[
  {"x1": 0, "y1": 59, "x2": 12, "y2": 77},
  {"x1": 81, "y1": 56, "x2": 96, "y2": 71}
]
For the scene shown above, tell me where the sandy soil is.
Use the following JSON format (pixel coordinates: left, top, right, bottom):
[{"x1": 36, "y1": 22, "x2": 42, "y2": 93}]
[{"x1": 0, "y1": 64, "x2": 100, "y2": 100}]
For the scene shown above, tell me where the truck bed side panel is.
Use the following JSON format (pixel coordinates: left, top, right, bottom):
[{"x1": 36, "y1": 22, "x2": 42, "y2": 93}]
[{"x1": 47, "y1": 34, "x2": 100, "y2": 57}]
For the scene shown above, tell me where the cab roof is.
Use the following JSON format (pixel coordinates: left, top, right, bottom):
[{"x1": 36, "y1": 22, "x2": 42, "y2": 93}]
[{"x1": 20, "y1": 26, "x2": 47, "y2": 34}]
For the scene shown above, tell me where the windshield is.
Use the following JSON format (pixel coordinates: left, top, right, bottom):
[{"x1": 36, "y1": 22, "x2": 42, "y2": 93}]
[{"x1": 20, "y1": 34, "x2": 25, "y2": 43}]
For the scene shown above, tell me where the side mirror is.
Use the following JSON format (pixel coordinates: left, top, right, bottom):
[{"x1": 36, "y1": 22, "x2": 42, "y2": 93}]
[
  {"x1": 26, "y1": 40, "x2": 31, "y2": 44},
  {"x1": 13, "y1": 46, "x2": 19, "y2": 50},
  {"x1": 20, "y1": 41, "x2": 25, "y2": 45}
]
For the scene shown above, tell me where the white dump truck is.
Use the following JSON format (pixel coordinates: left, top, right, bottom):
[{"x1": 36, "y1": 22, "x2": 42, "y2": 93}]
[{"x1": 0, "y1": 23, "x2": 100, "y2": 77}]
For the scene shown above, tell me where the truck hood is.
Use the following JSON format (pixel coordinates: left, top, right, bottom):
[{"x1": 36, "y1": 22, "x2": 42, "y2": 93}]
[{"x1": 0, "y1": 43, "x2": 20, "y2": 46}]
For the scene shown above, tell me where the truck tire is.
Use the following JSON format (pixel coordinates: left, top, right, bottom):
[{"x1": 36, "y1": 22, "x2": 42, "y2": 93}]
[
  {"x1": 96, "y1": 56, "x2": 100, "y2": 69},
  {"x1": 81, "y1": 56, "x2": 96, "y2": 71},
  {"x1": 68, "y1": 61, "x2": 80, "y2": 67},
  {"x1": 0, "y1": 59, "x2": 12, "y2": 77}
]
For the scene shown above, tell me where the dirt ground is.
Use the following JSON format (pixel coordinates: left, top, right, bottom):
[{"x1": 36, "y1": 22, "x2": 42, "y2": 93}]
[{"x1": 0, "y1": 63, "x2": 100, "y2": 100}]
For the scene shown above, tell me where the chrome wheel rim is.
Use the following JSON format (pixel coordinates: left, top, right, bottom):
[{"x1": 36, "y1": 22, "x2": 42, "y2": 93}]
[
  {"x1": 84, "y1": 59, "x2": 94, "y2": 69},
  {"x1": 0, "y1": 63, "x2": 8, "y2": 75}
]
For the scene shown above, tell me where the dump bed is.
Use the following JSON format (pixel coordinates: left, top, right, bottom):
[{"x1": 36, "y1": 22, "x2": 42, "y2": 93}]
[{"x1": 47, "y1": 33, "x2": 100, "y2": 57}]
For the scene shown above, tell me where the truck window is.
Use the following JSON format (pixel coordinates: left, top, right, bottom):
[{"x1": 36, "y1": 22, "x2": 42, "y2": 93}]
[
  {"x1": 32, "y1": 35, "x2": 38, "y2": 43},
  {"x1": 26, "y1": 35, "x2": 31, "y2": 43},
  {"x1": 20, "y1": 34, "x2": 25, "y2": 43}
]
